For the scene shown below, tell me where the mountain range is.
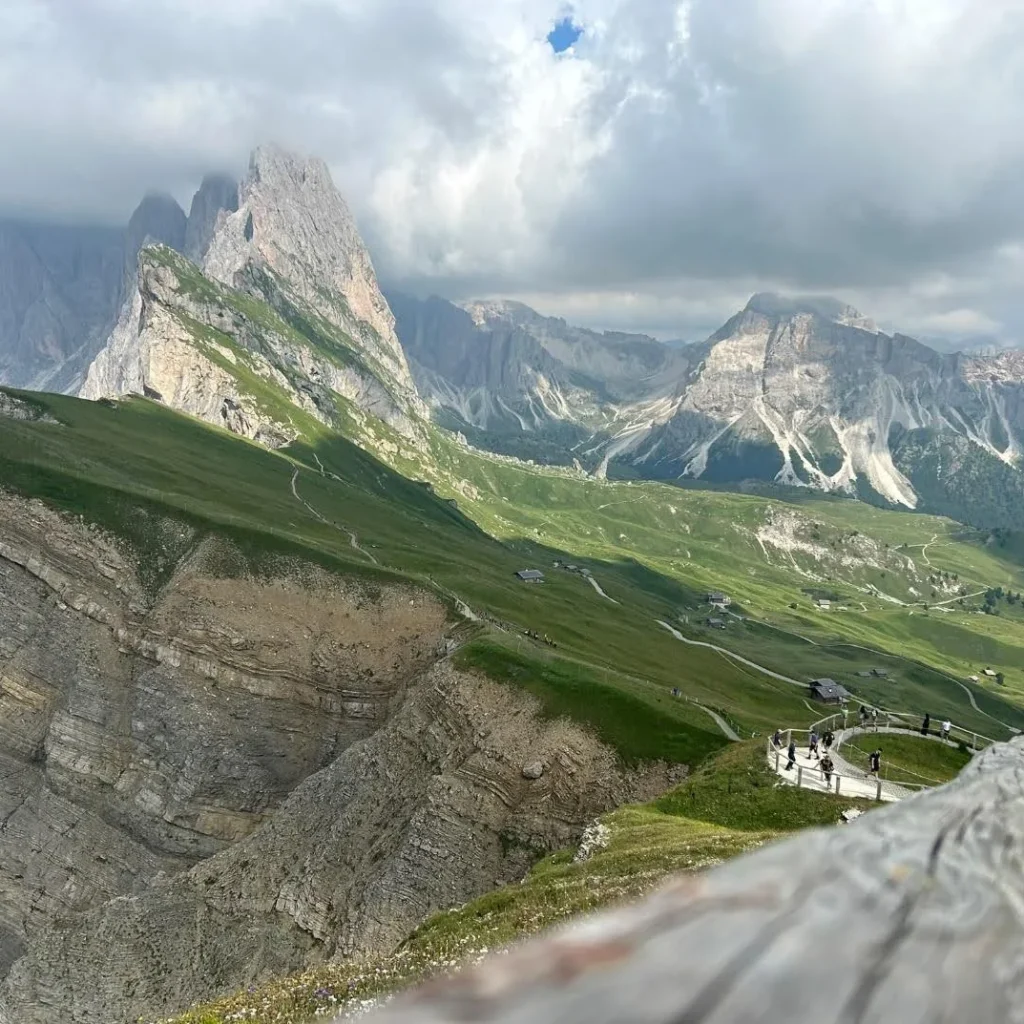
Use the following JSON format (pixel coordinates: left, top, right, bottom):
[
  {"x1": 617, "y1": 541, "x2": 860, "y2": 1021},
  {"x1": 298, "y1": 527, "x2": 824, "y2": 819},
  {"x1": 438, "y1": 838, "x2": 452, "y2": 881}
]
[{"x1": 4, "y1": 145, "x2": 1024, "y2": 529}]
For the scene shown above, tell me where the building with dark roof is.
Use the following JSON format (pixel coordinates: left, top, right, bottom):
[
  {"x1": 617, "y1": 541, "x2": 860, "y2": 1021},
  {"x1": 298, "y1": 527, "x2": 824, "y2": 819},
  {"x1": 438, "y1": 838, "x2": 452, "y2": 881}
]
[
  {"x1": 808, "y1": 678, "x2": 851, "y2": 704},
  {"x1": 516, "y1": 569, "x2": 545, "y2": 582}
]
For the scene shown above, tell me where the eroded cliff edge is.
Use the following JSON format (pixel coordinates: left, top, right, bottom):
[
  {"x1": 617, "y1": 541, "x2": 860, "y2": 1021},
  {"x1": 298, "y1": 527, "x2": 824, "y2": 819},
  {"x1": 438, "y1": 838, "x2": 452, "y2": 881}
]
[{"x1": 0, "y1": 493, "x2": 681, "y2": 1024}]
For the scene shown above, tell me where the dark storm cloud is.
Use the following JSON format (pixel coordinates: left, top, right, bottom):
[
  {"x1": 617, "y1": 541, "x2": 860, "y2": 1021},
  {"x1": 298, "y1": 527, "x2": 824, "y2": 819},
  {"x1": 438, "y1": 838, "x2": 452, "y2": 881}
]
[{"x1": 2, "y1": 0, "x2": 1024, "y2": 341}]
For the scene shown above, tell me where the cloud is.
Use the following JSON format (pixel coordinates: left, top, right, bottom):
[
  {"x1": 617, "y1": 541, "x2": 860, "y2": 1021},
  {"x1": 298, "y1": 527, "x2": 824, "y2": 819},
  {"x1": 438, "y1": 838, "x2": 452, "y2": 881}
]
[{"x1": 2, "y1": 0, "x2": 1024, "y2": 341}]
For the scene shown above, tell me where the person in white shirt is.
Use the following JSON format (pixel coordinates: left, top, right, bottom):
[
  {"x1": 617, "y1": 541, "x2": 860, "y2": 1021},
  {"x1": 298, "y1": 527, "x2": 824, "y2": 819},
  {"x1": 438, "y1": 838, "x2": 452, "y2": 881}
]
[{"x1": 941, "y1": 720, "x2": 952, "y2": 742}]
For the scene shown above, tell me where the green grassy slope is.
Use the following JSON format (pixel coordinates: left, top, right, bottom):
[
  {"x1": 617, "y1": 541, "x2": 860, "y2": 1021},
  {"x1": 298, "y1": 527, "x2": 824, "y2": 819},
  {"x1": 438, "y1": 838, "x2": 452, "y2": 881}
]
[
  {"x1": 0, "y1": 388, "x2": 821, "y2": 752},
  {"x1": 841, "y1": 733, "x2": 972, "y2": 785},
  {"x1": 6, "y1": 383, "x2": 1024, "y2": 743},
  {"x1": 154, "y1": 742, "x2": 876, "y2": 1024},
  {"x1": 389, "y1": 427, "x2": 1024, "y2": 733}
]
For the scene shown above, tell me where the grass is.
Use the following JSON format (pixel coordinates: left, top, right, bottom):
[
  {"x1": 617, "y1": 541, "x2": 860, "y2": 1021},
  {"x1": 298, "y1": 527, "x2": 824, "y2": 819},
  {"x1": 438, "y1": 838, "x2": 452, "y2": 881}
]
[
  {"x1": 655, "y1": 739, "x2": 875, "y2": 831},
  {"x1": 841, "y1": 732, "x2": 972, "y2": 785},
  {"x1": 0, "y1": 388, "x2": 830, "y2": 749},
  {"x1": 154, "y1": 743, "x2": 876, "y2": 1024},
  {"x1": 454, "y1": 639, "x2": 729, "y2": 767}
]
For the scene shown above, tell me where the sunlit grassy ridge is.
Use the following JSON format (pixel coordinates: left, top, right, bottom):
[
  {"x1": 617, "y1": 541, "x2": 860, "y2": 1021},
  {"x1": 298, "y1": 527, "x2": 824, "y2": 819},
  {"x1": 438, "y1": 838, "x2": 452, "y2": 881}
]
[
  {"x1": 841, "y1": 732, "x2": 973, "y2": 785},
  {"x1": 5, "y1": 385, "x2": 1024, "y2": 743},
  {"x1": 154, "y1": 743, "x2": 876, "y2": 1024}
]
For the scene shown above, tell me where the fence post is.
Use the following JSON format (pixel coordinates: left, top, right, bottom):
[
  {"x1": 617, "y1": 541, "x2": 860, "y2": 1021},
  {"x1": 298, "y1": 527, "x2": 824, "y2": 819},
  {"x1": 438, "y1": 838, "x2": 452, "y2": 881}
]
[
  {"x1": 835, "y1": 775, "x2": 841, "y2": 795},
  {"x1": 797, "y1": 766, "x2": 803, "y2": 789},
  {"x1": 775, "y1": 751, "x2": 780, "y2": 771},
  {"x1": 876, "y1": 778, "x2": 883, "y2": 802}
]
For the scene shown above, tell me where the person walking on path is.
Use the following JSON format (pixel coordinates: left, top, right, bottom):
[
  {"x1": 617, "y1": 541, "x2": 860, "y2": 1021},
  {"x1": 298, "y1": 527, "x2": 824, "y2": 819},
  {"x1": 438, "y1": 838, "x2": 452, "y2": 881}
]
[
  {"x1": 868, "y1": 749, "x2": 882, "y2": 778},
  {"x1": 942, "y1": 720, "x2": 952, "y2": 742},
  {"x1": 823, "y1": 728, "x2": 835, "y2": 752},
  {"x1": 921, "y1": 713, "x2": 931, "y2": 736},
  {"x1": 786, "y1": 739, "x2": 797, "y2": 771},
  {"x1": 871, "y1": 707, "x2": 878, "y2": 732},
  {"x1": 859, "y1": 705, "x2": 868, "y2": 727},
  {"x1": 808, "y1": 729, "x2": 820, "y2": 760},
  {"x1": 820, "y1": 753, "x2": 835, "y2": 790},
  {"x1": 772, "y1": 728, "x2": 783, "y2": 749}
]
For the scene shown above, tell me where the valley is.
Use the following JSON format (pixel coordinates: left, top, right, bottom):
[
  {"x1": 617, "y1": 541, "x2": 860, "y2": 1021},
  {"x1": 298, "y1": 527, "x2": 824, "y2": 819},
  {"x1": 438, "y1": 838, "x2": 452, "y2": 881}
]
[{"x1": 3, "y1": 145, "x2": 1024, "y2": 1024}]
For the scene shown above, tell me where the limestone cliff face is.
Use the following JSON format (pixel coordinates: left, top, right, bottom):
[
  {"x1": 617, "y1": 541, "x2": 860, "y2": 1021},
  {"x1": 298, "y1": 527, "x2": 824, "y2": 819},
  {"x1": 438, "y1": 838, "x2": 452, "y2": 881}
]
[
  {"x1": 0, "y1": 493, "x2": 679, "y2": 1024},
  {"x1": 203, "y1": 144, "x2": 421, "y2": 410},
  {"x1": 184, "y1": 174, "x2": 239, "y2": 263},
  {"x1": 80, "y1": 245, "x2": 420, "y2": 445},
  {"x1": 627, "y1": 294, "x2": 1024, "y2": 507},
  {"x1": 81, "y1": 146, "x2": 425, "y2": 442},
  {"x1": 391, "y1": 293, "x2": 691, "y2": 442}
]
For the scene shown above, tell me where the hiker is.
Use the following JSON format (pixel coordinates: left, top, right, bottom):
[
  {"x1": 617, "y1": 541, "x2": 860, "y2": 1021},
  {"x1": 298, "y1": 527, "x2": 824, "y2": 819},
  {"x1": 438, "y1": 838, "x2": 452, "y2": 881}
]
[
  {"x1": 921, "y1": 713, "x2": 930, "y2": 736},
  {"x1": 786, "y1": 739, "x2": 797, "y2": 771},
  {"x1": 859, "y1": 705, "x2": 868, "y2": 726},
  {"x1": 823, "y1": 728, "x2": 834, "y2": 751},
  {"x1": 772, "y1": 728, "x2": 783, "y2": 749},
  {"x1": 942, "y1": 719, "x2": 952, "y2": 742},
  {"x1": 870, "y1": 707, "x2": 878, "y2": 732},
  {"x1": 868, "y1": 749, "x2": 882, "y2": 778},
  {"x1": 808, "y1": 729, "x2": 820, "y2": 759},
  {"x1": 820, "y1": 753, "x2": 835, "y2": 790}
]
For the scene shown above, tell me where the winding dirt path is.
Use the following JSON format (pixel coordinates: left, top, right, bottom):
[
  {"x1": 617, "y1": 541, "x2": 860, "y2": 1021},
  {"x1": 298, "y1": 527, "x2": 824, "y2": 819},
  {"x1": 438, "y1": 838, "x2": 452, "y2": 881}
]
[
  {"x1": 289, "y1": 467, "x2": 379, "y2": 565},
  {"x1": 586, "y1": 575, "x2": 619, "y2": 604},
  {"x1": 656, "y1": 620, "x2": 804, "y2": 687},
  {"x1": 695, "y1": 705, "x2": 740, "y2": 741}
]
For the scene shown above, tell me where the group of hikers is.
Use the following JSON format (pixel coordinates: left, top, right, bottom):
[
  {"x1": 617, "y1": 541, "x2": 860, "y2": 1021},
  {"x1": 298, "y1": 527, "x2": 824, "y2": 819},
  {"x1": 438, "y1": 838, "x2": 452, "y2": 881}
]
[
  {"x1": 771, "y1": 706, "x2": 955, "y2": 791},
  {"x1": 920, "y1": 712, "x2": 953, "y2": 742},
  {"x1": 772, "y1": 726, "x2": 839, "y2": 789}
]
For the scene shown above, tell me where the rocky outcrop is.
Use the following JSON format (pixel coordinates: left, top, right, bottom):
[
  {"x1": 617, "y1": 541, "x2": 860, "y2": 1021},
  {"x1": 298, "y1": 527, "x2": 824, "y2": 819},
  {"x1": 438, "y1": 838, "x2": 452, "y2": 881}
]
[
  {"x1": 203, "y1": 145, "x2": 421, "y2": 412},
  {"x1": 0, "y1": 492, "x2": 681, "y2": 1024},
  {"x1": 80, "y1": 245, "x2": 419, "y2": 445},
  {"x1": 81, "y1": 146, "x2": 426, "y2": 444},
  {"x1": 0, "y1": 489, "x2": 442, "y2": 1017},
  {"x1": 390, "y1": 293, "x2": 690, "y2": 442},
  {"x1": 184, "y1": 174, "x2": 238, "y2": 263},
  {"x1": 0, "y1": 220, "x2": 125, "y2": 392}
]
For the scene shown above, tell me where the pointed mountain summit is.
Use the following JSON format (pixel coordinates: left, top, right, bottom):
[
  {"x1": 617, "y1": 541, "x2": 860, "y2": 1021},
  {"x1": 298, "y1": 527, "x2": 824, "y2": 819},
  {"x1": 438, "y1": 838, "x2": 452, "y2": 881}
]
[
  {"x1": 82, "y1": 144, "x2": 424, "y2": 443},
  {"x1": 203, "y1": 144, "x2": 415, "y2": 396},
  {"x1": 184, "y1": 174, "x2": 238, "y2": 263}
]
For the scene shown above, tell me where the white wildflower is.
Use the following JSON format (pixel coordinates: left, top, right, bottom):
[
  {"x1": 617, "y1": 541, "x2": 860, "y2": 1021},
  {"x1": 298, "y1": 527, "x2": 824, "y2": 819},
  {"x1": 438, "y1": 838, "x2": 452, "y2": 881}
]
[{"x1": 573, "y1": 821, "x2": 611, "y2": 862}]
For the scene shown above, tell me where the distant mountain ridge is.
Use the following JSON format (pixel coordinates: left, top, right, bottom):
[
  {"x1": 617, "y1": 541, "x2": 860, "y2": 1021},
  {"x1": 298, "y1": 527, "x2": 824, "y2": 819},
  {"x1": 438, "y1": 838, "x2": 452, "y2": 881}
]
[
  {"x1": 6, "y1": 145, "x2": 1024, "y2": 528},
  {"x1": 79, "y1": 145, "x2": 424, "y2": 444},
  {"x1": 390, "y1": 290, "x2": 1024, "y2": 518}
]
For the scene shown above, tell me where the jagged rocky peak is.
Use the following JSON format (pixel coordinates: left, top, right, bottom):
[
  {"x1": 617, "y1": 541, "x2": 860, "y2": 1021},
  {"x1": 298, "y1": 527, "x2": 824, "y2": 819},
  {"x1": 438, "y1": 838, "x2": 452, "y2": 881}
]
[
  {"x1": 742, "y1": 291, "x2": 879, "y2": 333},
  {"x1": 125, "y1": 192, "x2": 187, "y2": 270},
  {"x1": 203, "y1": 143, "x2": 415, "y2": 389},
  {"x1": 462, "y1": 298, "x2": 539, "y2": 328},
  {"x1": 184, "y1": 173, "x2": 239, "y2": 262}
]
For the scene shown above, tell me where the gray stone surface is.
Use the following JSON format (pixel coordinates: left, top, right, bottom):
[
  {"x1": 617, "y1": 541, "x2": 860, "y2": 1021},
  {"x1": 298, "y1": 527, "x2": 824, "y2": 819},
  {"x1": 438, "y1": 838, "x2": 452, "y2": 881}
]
[
  {"x1": 81, "y1": 145, "x2": 426, "y2": 442},
  {"x1": 0, "y1": 493, "x2": 681, "y2": 1024},
  {"x1": 184, "y1": 174, "x2": 238, "y2": 263}
]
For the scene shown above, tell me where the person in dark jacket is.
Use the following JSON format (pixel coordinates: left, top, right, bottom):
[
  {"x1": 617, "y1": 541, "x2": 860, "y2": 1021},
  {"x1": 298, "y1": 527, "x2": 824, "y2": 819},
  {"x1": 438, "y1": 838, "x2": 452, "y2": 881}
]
[
  {"x1": 786, "y1": 740, "x2": 797, "y2": 771},
  {"x1": 868, "y1": 749, "x2": 882, "y2": 777},
  {"x1": 820, "y1": 753, "x2": 835, "y2": 790},
  {"x1": 921, "y1": 713, "x2": 930, "y2": 736},
  {"x1": 823, "y1": 728, "x2": 835, "y2": 751}
]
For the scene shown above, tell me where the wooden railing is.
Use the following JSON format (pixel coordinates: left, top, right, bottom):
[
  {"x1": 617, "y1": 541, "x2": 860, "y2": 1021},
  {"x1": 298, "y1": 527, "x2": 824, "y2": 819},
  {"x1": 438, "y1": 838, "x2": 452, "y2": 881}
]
[
  {"x1": 358, "y1": 737, "x2": 1024, "y2": 1024},
  {"x1": 765, "y1": 734, "x2": 928, "y2": 802}
]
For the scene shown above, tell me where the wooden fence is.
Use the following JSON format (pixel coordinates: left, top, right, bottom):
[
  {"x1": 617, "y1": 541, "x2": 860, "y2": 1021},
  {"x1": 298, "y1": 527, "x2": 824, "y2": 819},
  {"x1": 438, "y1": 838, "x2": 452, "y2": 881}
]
[{"x1": 357, "y1": 736, "x2": 1024, "y2": 1024}]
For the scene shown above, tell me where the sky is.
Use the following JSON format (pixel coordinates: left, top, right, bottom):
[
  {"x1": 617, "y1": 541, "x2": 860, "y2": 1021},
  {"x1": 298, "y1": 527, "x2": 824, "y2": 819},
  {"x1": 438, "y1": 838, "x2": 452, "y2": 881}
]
[{"x1": 2, "y1": 0, "x2": 1024, "y2": 344}]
